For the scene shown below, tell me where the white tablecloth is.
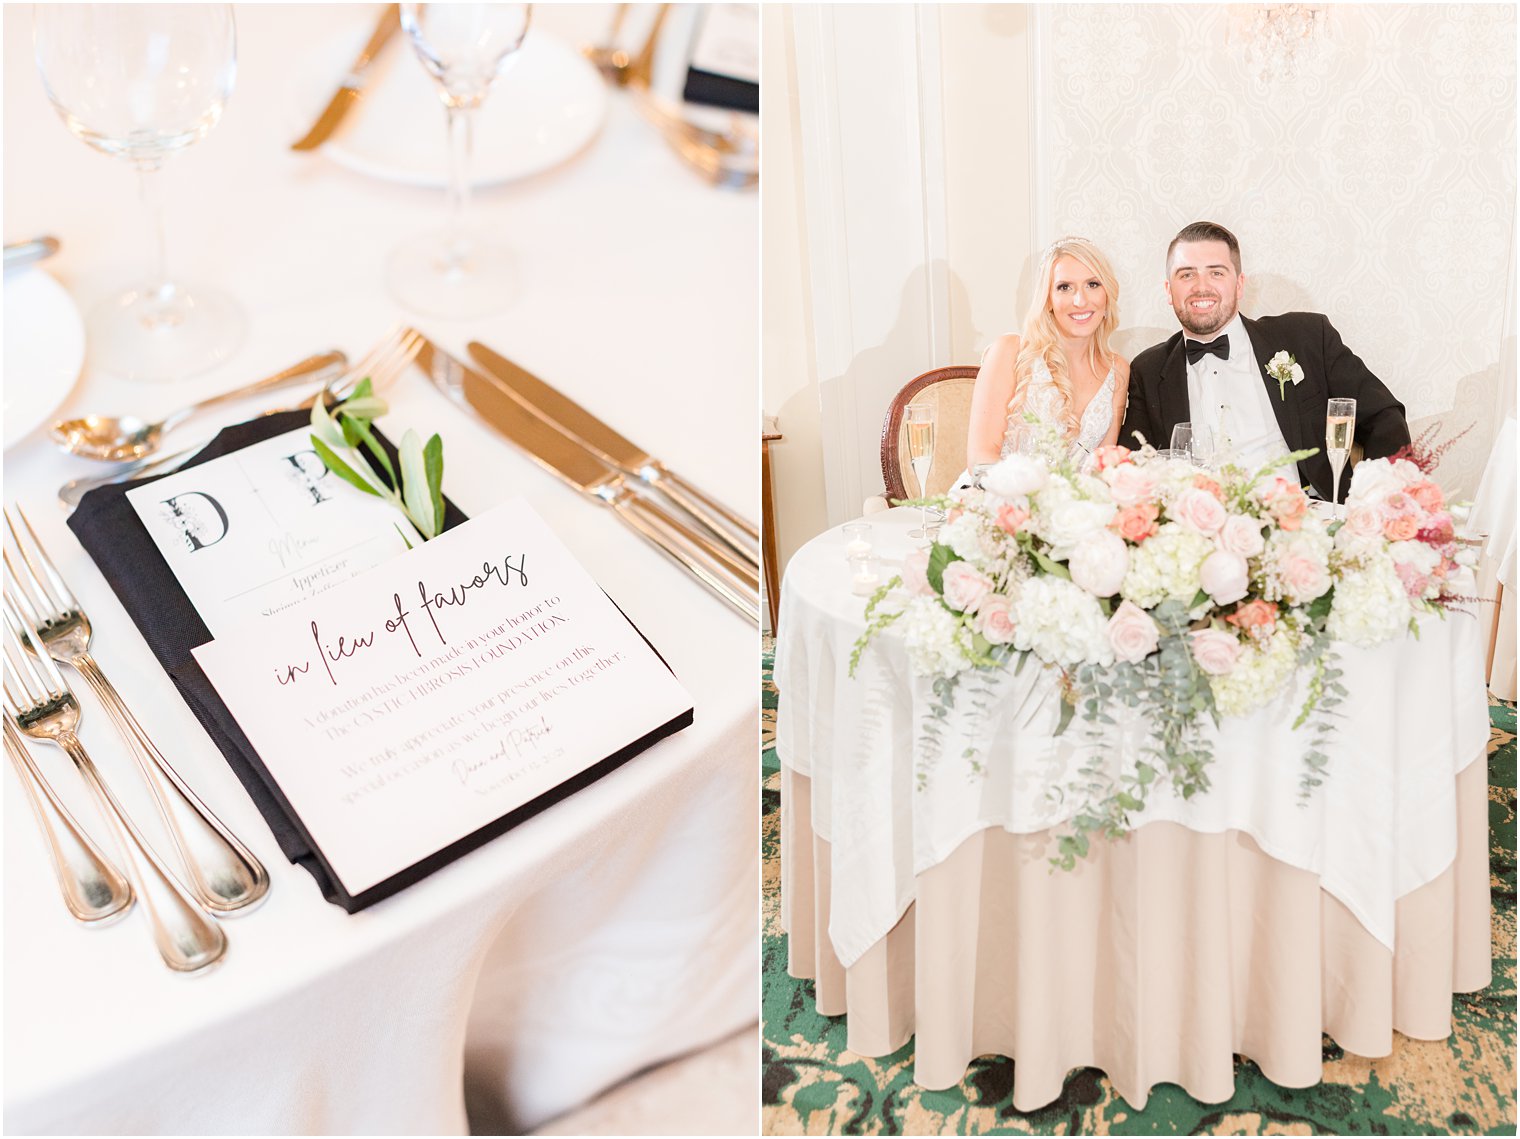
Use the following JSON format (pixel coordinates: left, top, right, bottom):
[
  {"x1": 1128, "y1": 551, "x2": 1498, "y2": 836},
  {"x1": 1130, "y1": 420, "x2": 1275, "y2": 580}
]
[
  {"x1": 3, "y1": 6, "x2": 756, "y2": 1134},
  {"x1": 775, "y1": 508, "x2": 1489, "y2": 968}
]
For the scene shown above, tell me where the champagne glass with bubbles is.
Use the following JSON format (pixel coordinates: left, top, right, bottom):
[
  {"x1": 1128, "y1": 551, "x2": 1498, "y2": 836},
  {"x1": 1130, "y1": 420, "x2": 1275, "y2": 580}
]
[
  {"x1": 1326, "y1": 397, "x2": 1356, "y2": 517},
  {"x1": 389, "y1": 3, "x2": 531, "y2": 318},
  {"x1": 905, "y1": 404, "x2": 936, "y2": 540},
  {"x1": 34, "y1": 5, "x2": 242, "y2": 381}
]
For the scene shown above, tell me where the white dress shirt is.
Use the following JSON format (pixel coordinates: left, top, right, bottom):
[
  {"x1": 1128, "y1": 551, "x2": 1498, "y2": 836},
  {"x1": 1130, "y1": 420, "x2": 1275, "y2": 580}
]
[{"x1": 1185, "y1": 314, "x2": 1298, "y2": 486}]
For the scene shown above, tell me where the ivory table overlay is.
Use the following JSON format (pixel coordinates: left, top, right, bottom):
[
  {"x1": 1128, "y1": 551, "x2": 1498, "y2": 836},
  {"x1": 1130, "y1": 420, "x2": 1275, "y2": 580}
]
[
  {"x1": 777, "y1": 508, "x2": 1489, "y2": 968},
  {"x1": 3, "y1": 5, "x2": 756, "y2": 1134}
]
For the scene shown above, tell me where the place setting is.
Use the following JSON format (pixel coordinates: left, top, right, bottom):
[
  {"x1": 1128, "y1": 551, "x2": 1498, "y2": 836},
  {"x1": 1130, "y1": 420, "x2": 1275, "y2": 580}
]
[{"x1": 4, "y1": 4, "x2": 760, "y2": 1134}]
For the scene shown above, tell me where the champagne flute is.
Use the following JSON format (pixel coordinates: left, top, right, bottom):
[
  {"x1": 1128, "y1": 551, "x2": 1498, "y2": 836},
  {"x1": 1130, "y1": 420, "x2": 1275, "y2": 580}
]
[
  {"x1": 389, "y1": 4, "x2": 532, "y2": 318},
  {"x1": 905, "y1": 404, "x2": 935, "y2": 540},
  {"x1": 1326, "y1": 397, "x2": 1357, "y2": 517},
  {"x1": 33, "y1": 5, "x2": 243, "y2": 381}
]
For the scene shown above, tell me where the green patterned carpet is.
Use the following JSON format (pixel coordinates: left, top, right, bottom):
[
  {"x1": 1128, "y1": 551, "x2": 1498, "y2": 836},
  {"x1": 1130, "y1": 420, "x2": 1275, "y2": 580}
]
[{"x1": 761, "y1": 639, "x2": 1516, "y2": 1135}]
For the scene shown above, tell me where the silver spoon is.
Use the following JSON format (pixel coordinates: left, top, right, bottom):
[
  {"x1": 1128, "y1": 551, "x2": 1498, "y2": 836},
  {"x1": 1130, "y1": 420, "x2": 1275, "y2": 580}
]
[{"x1": 50, "y1": 350, "x2": 347, "y2": 462}]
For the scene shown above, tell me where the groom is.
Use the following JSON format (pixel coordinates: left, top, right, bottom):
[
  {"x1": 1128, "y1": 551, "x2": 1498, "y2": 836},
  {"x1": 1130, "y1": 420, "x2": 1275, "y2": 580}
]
[{"x1": 1118, "y1": 221, "x2": 1410, "y2": 500}]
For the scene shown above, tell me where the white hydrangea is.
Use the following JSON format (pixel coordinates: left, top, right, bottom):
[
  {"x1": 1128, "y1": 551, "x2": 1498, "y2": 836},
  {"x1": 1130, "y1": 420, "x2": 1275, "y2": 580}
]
[
  {"x1": 1011, "y1": 575, "x2": 1114, "y2": 667},
  {"x1": 1120, "y1": 523, "x2": 1213, "y2": 609},
  {"x1": 1326, "y1": 554, "x2": 1410, "y2": 647},
  {"x1": 896, "y1": 596, "x2": 975, "y2": 679},
  {"x1": 938, "y1": 512, "x2": 990, "y2": 567},
  {"x1": 1209, "y1": 626, "x2": 1301, "y2": 718},
  {"x1": 1030, "y1": 476, "x2": 1116, "y2": 559}
]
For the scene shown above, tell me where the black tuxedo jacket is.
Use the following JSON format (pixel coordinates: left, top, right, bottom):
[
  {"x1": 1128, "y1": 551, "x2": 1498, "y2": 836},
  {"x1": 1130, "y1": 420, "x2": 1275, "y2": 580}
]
[{"x1": 1118, "y1": 312, "x2": 1411, "y2": 501}]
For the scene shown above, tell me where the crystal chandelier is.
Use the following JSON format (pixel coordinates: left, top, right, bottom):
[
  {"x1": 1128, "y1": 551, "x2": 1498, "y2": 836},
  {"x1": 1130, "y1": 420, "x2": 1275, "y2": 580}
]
[{"x1": 1226, "y1": 4, "x2": 1331, "y2": 85}]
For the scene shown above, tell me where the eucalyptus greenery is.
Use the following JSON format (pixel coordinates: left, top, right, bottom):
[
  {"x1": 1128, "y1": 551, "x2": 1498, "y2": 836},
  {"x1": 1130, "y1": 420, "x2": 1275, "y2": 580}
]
[{"x1": 308, "y1": 379, "x2": 445, "y2": 542}]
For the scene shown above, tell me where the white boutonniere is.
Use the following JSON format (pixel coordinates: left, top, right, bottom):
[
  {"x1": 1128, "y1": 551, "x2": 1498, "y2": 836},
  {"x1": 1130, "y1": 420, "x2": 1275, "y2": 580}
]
[{"x1": 1266, "y1": 351, "x2": 1304, "y2": 400}]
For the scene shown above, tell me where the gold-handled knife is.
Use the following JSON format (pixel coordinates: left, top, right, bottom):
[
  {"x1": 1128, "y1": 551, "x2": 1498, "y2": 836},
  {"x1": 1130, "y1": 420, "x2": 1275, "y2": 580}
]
[
  {"x1": 291, "y1": 4, "x2": 401, "y2": 151},
  {"x1": 415, "y1": 338, "x2": 759, "y2": 623},
  {"x1": 465, "y1": 341, "x2": 761, "y2": 567}
]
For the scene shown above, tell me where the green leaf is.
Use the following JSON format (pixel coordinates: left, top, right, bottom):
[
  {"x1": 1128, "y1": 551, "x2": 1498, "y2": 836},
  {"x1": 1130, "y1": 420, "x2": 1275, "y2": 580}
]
[
  {"x1": 340, "y1": 414, "x2": 366, "y2": 450},
  {"x1": 309, "y1": 401, "x2": 346, "y2": 448},
  {"x1": 1055, "y1": 698, "x2": 1075, "y2": 736},
  {"x1": 399, "y1": 429, "x2": 437, "y2": 539},
  {"x1": 310, "y1": 435, "x2": 382, "y2": 497},
  {"x1": 350, "y1": 377, "x2": 374, "y2": 400},
  {"x1": 423, "y1": 433, "x2": 445, "y2": 534},
  {"x1": 1307, "y1": 587, "x2": 1335, "y2": 626},
  {"x1": 926, "y1": 543, "x2": 960, "y2": 594},
  {"x1": 1031, "y1": 548, "x2": 1072, "y2": 580},
  {"x1": 350, "y1": 416, "x2": 397, "y2": 490},
  {"x1": 339, "y1": 395, "x2": 389, "y2": 421}
]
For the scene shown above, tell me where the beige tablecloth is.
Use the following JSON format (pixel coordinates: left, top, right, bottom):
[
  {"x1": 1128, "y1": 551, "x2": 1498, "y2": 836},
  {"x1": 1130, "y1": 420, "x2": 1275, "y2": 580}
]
[{"x1": 781, "y1": 758, "x2": 1491, "y2": 1109}]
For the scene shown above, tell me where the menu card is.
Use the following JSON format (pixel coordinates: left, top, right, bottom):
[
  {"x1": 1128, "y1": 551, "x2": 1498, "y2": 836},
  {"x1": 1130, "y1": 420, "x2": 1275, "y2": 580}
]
[{"x1": 191, "y1": 497, "x2": 694, "y2": 897}]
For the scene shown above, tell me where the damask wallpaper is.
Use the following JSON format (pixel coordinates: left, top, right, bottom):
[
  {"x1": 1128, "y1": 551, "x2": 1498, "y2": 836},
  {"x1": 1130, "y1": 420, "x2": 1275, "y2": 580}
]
[{"x1": 1035, "y1": 3, "x2": 1516, "y2": 496}]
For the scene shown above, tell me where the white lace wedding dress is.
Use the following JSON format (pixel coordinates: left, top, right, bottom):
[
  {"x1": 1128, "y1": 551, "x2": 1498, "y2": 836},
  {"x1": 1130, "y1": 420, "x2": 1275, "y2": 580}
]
[{"x1": 1004, "y1": 357, "x2": 1116, "y2": 457}]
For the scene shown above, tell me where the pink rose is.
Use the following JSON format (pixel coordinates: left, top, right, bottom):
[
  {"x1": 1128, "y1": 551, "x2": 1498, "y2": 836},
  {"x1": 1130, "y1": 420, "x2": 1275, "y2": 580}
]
[
  {"x1": 941, "y1": 560, "x2": 993, "y2": 613},
  {"x1": 996, "y1": 503, "x2": 1031, "y2": 535},
  {"x1": 1217, "y1": 514, "x2": 1266, "y2": 558},
  {"x1": 1382, "y1": 491, "x2": 1418, "y2": 519},
  {"x1": 1279, "y1": 550, "x2": 1331, "y2": 602},
  {"x1": 1383, "y1": 514, "x2": 1419, "y2": 542},
  {"x1": 1190, "y1": 628, "x2": 1243, "y2": 676},
  {"x1": 1110, "y1": 502, "x2": 1160, "y2": 544},
  {"x1": 1259, "y1": 478, "x2": 1309, "y2": 532},
  {"x1": 1069, "y1": 530, "x2": 1129, "y2": 598},
  {"x1": 1199, "y1": 549, "x2": 1250, "y2": 605},
  {"x1": 1228, "y1": 599, "x2": 1278, "y2": 635},
  {"x1": 1344, "y1": 503, "x2": 1383, "y2": 538},
  {"x1": 977, "y1": 594, "x2": 1017, "y2": 644},
  {"x1": 1107, "y1": 600, "x2": 1160, "y2": 664},
  {"x1": 1192, "y1": 474, "x2": 1224, "y2": 500},
  {"x1": 902, "y1": 549, "x2": 933, "y2": 596},
  {"x1": 1093, "y1": 444, "x2": 1132, "y2": 472},
  {"x1": 1172, "y1": 487, "x2": 1227, "y2": 535},
  {"x1": 1106, "y1": 463, "x2": 1159, "y2": 508},
  {"x1": 1408, "y1": 480, "x2": 1445, "y2": 513}
]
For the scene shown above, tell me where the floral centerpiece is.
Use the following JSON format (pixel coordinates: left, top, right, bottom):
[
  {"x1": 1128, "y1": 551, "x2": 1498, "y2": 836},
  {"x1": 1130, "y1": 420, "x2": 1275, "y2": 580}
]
[{"x1": 853, "y1": 426, "x2": 1474, "y2": 868}]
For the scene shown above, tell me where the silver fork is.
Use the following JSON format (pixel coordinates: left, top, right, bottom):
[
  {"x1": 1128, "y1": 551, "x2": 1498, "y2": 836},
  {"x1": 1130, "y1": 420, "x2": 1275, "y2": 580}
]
[
  {"x1": 3, "y1": 605, "x2": 226, "y2": 973},
  {"x1": 4, "y1": 713, "x2": 134, "y2": 924},
  {"x1": 5, "y1": 507, "x2": 270, "y2": 915},
  {"x1": 58, "y1": 328, "x2": 426, "y2": 507}
]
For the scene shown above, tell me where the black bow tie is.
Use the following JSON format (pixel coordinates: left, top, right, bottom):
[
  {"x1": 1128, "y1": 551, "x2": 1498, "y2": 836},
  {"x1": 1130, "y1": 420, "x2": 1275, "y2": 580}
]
[{"x1": 1185, "y1": 337, "x2": 1230, "y2": 364}]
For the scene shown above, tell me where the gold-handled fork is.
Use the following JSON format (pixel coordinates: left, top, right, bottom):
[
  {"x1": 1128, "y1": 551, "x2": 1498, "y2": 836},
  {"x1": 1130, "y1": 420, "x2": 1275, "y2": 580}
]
[
  {"x1": 5, "y1": 507, "x2": 270, "y2": 915},
  {"x1": 58, "y1": 328, "x2": 425, "y2": 508},
  {"x1": 3, "y1": 604, "x2": 226, "y2": 974},
  {"x1": 4, "y1": 714, "x2": 134, "y2": 924}
]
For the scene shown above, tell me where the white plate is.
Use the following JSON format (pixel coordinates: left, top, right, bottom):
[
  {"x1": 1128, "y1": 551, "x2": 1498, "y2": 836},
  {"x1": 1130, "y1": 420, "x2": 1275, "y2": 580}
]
[
  {"x1": 293, "y1": 25, "x2": 607, "y2": 188},
  {"x1": 3, "y1": 268, "x2": 85, "y2": 451}
]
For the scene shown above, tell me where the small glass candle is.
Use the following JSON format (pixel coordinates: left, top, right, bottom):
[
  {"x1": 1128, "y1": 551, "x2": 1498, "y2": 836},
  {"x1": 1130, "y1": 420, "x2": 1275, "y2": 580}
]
[
  {"x1": 842, "y1": 521, "x2": 873, "y2": 561},
  {"x1": 850, "y1": 554, "x2": 881, "y2": 596}
]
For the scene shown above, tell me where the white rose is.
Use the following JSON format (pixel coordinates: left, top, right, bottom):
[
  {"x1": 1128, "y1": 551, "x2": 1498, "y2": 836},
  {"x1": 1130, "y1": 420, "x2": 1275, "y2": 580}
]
[
  {"x1": 982, "y1": 454, "x2": 1047, "y2": 499},
  {"x1": 1198, "y1": 549, "x2": 1249, "y2": 606},
  {"x1": 1346, "y1": 458, "x2": 1403, "y2": 507},
  {"x1": 1068, "y1": 529, "x2": 1129, "y2": 598},
  {"x1": 941, "y1": 560, "x2": 993, "y2": 613},
  {"x1": 1217, "y1": 513, "x2": 1266, "y2": 558},
  {"x1": 1389, "y1": 539, "x2": 1440, "y2": 575}
]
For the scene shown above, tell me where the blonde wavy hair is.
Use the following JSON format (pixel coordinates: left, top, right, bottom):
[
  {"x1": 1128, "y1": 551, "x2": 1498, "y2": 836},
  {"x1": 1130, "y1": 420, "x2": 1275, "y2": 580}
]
[{"x1": 1010, "y1": 237, "x2": 1121, "y2": 437}]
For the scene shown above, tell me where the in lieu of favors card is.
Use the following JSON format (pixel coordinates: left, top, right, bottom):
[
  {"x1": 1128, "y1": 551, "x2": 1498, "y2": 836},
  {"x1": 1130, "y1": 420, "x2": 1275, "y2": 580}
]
[
  {"x1": 125, "y1": 426, "x2": 413, "y2": 638},
  {"x1": 191, "y1": 498, "x2": 694, "y2": 897}
]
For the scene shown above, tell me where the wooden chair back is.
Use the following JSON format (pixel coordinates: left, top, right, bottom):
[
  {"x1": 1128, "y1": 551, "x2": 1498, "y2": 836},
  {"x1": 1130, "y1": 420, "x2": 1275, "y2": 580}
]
[{"x1": 880, "y1": 366, "x2": 979, "y2": 501}]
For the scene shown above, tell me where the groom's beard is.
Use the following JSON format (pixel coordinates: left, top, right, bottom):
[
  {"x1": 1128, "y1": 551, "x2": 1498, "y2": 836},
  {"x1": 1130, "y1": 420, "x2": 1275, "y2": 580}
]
[{"x1": 1174, "y1": 292, "x2": 1235, "y2": 338}]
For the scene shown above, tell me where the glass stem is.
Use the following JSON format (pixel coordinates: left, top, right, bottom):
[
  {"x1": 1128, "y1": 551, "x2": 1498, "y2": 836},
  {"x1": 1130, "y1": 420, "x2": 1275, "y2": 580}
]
[
  {"x1": 137, "y1": 161, "x2": 180, "y2": 328},
  {"x1": 444, "y1": 103, "x2": 476, "y2": 273}
]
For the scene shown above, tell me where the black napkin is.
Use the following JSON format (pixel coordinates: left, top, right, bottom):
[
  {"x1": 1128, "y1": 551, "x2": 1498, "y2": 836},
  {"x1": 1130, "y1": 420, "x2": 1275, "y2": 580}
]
[{"x1": 68, "y1": 410, "x2": 691, "y2": 911}]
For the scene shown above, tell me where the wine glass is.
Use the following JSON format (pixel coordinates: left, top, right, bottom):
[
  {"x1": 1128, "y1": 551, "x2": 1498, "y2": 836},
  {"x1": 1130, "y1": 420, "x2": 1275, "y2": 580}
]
[
  {"x1": 1170, "y1": 422, "x2": 1194, "y2": 462},
  {"x1": 389, "y1": 4, "x2": 532, "y2": 318},
  {"x1": 1326, "y1": 397, "x2": 1357, "y2": 517},
  {"x1": 905, "y1": 404, "x2": 936, "y2": 540},
  {"x1": 33, "y1": 5, "x2": 243, "y2": 381}
]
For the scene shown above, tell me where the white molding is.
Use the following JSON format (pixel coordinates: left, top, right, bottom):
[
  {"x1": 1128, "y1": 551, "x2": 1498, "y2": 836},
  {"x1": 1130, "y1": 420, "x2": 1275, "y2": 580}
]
[
  {"x1": 915, "y1": 4, "x2": 951, "y2": 366},
  {"x1": 1028, "y1": 4, "x2": 1050, "y2": 249}
]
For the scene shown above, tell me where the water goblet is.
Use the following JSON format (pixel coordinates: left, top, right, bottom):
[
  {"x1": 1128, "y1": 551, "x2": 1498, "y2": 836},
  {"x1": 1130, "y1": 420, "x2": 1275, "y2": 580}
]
[
  {"x1": 1326, "y1": 397, "x2": 1357, "y2": 517},
  {"x1": 388, "y1": 3, "x2": 532, "y2": 318},
  {"x1": 33, "y1": 4, "x2": 243, "y2": 381},
  {"x1": 904, "y1": 404, "x2": 936, "y2": 541},
  {"x1": 1170, "y1": 422, "x2": 1194, "y2": 462}
]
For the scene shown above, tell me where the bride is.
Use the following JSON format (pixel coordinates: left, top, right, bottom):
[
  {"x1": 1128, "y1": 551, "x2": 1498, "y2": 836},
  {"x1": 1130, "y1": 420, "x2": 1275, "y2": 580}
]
[{"x1": 966, "y1": 236, "x2": 1130, "y2": 465}]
